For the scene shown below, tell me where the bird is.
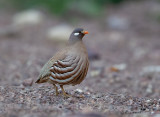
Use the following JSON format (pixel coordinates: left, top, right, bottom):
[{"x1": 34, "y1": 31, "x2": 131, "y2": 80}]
[{"x1": 35, "y1": 28, "x2": 89, "y2": 97}]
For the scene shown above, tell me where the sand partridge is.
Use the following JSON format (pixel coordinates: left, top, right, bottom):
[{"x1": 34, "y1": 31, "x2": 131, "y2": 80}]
[{"x1": 35, "y1": 28, "x2": 89, "y2": 97}]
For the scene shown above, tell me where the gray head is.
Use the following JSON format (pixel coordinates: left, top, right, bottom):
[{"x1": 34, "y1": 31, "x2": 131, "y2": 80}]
[{"x1": 69, "y1": 28, "x2": 89, "y2": 44}]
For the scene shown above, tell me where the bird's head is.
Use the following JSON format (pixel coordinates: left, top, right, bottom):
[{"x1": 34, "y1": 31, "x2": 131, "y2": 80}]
[{"x1": 69, "y1": 28, "x2": 89, "y2": 44}]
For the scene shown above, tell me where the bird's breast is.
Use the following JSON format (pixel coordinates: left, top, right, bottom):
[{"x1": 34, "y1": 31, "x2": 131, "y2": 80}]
[{"x1": 49, "y1": 53, "x2": 89, "y2": 85}]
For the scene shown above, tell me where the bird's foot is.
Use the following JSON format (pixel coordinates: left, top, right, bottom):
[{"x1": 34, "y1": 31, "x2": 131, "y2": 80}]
[
  {"x1": 73, "y1": 94, "x2": 84, "y2": 98},
  {"x1": 55, "y1": 91, "x2": 59, "y2": 96},
  {"x1": 53, "y1": 84, "x2": 59, "y2": 96},
  {"x1": 63, "y1": 92, "x2": 72, "y2": 98},
  {"x1": 60, "y1": 85, "x2": 71, "y2": 98}
]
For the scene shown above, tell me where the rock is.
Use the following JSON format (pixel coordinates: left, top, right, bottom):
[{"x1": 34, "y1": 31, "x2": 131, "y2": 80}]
[
  {"x1": 146, "y1": 84, "x2": 153, "y2": 94},
  {"x1": 109, "y1": 67, "x2": 120, "y2": 72},
  {"x1": 142, "y1": 66, "x2": 160, "y2": 74},
  {"x1": 47, "y1": 24, "x2": 73, "y2": 42},
  {"x1": 75, "y1": 89, "x2": 83, "y2": 93},
  {"x1": 13, "y1": 10, "x2": 43, "y2": 26},
  {"x1": 106, "y1": 15, "x2": 129, "y2": 30},
  {"x1": 0, "y1": 96, "x2": 4, "y2": 102},
  {"x1": 87, "y1": 48, "x2": 100, "y2": 60},
  {"x1": 109, "y1": 63, "x2": 127, "y2": 72},
  {"x1": 90, "y1": 69, "x2": 101, "y2": 77},
  {"x1": 0, "y1": 25, "x2": 20, "y2": 37},
  {"x1": 22, "y1": 78, "x2": 33, "y2": 87},
  {"x1": 140, "y1": 66, "x2": 160, "y2": 76}
]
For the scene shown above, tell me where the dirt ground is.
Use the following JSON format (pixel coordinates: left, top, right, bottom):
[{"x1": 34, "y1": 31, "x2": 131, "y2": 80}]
[{"x1": 0, "y1": 0, "x2": 160, "y2": 117}]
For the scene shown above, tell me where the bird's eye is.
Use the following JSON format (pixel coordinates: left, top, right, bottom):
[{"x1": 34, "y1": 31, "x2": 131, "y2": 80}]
[{"x1": 74, "y1": 33, "x2": 79, "y2": 36}]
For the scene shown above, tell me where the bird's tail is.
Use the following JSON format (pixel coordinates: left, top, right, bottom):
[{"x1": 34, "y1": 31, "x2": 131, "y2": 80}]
[
  {"x1": 35, "y1": 74, "x2": 48, "y2": 83},
  {"x1": 35, "y1": 78, "x2": 41, "y2": 83},
  {"x1": 35, "y1": 74, "x2": 42, "y2": 83}
]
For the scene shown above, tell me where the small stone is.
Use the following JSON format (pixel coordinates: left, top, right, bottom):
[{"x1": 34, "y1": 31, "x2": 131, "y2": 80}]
[
  {"x1": 155, "y1": 104, "x2": 159, "y2": 110},
  {"x1": 113, "y1": 63, "x2": 127, "y2": 71},
  {"x1": 109, "y1": 63, "x2": 127, "y2": 72},
  {"x1": 141, "y1": 66, "x2": 160, "y2": 75},
  {"x1": 90, "y1": 69, "x2": 101, "y2": 77},
  {"x1": 75, "y1": 89, "x2": 83, "y2": 93},
  {"x1": 0, "y1": 96, "x2": 4, "y2": 101},
  {"x1": 109, "y1": 67, "x2": 119, "y2": 72},
  {"x1": 128, "y1": 99, "x2": 133, "y2": 105},
  {"x1": 107, "y1": 15, "x2": 129, "y2": 30},
  {"x1": 87, "y1": 48, "x2": 100, "y2": 60},
  {"x1": 22, "y1": 78, "x2": 33, "y2": 87},
  {"x1": 146, "y1": 99, "x2": 151, "y2": 103},
  {"x1": 146, "y1": 84, "x2": 153, "y2": 94},
  {"x1": 13, "y1": 10, "x2": 43, "y2": 26},
  {"x1": 94, "y1": 93, "x2": 103, "y2": 98},
  {"x1": 47, "y1": 24, "x2": 73, "y2": 42},
  {"x1": 0, "y1": 25, "x2": 20, "y2": 37}
]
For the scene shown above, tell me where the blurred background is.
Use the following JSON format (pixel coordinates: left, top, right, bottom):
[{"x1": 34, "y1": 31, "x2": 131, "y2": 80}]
[{"x1": 0, "y1": 0, "x2": 160, "y2": 106}]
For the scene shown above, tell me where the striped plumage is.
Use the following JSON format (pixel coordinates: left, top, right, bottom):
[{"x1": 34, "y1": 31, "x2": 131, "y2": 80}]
[{"x1": 35, "y1": 28, "x2": 89, "y2": 97}]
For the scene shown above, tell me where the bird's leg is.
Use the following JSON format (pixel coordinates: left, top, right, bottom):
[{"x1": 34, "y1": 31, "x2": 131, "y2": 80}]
[
  {"x1": 53, "y1": 84, "x2": 59, "y2": 96},
  {"x1": 60, "y1": 85, "x2": 71, "y2": 97}
]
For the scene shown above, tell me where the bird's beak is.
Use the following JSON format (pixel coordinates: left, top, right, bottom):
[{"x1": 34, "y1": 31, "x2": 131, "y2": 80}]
[{"x1": 82, "y1": 31, "x2": 89, "y2": 34}]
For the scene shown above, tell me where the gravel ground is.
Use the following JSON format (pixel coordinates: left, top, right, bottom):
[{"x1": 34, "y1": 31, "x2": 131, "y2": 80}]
[
  {"x1": 0, "y1": 0, "x2": 160, "y2": 117},
  {"x1": 0, "y1": 86, "x2": 160, "y2": 117}
]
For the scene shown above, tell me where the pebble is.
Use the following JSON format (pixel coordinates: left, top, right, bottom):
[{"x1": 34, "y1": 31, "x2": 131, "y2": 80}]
[
  {"x1": 75, "y1": 89, "x2": 83, "y2": 93},
  {"x1": 87, "y1": 48, "x2": 100, "y2": 60},
  {"x1": 146, "y1": 99, "x2": 151, "y2": 103},
  {"x1": 13, "y1": 10, "x2": 43, "y2": 26},
  {"x1": 146, "y1": 84, "x2": 153, "y2": 94},
  {"x1": 0, "y1": 96, "x2": 4, "y2": 101},
  {"x1": 22, "y1": 78, "x2": 33, "y2": 87},
  {"x1": 105, "y1": 63, "x2": 127, "y2": 73},
  {"x1": 141, "y1": 66, "x2": 160, "y2": 75},
  {"x1": 111, "y1": 63, "x2": 127, "y2": 71},
  {"x1": 47, "y1": 24, "x2": 73, "y2": 42},
  {"x1": 0, "y1": 25, "x2": 20, "y2": 37},
  {"x1": 106, "y1": 15, "x2": 129, "y2": 30},
  {"x1": 90, "y1": 69, "x2": 101, "y2": 77}
]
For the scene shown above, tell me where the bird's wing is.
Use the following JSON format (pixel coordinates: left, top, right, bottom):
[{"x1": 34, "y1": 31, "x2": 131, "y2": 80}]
[
  {"x1": 72, "y1": 58, "x2": 89, "y2": 85},
  {"x1": 49, "y1": 54, "x2": 84, "y2": 84},
  {"x1": 36, "y1": 49, "x2": 68, "y2": 83}
]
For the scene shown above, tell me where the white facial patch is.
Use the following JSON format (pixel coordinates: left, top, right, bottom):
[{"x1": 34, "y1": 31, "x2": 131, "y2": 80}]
[{"x1": 74, "y1": 33, "x2": 79, "y2": 36}]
